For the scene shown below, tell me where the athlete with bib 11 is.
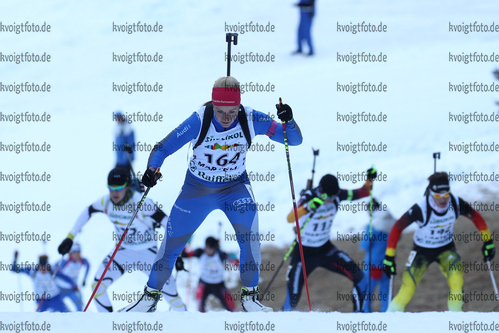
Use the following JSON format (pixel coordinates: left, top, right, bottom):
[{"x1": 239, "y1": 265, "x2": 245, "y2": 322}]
[
  {"x1": 383, "y1": 172, "x2": 495, "y2": 311},
  {"x1": 282, "y1": 169, "x2": 377, "y2": 312},
  {"x1": 120, "y1": 76, "x2": 303, "y2": 312}
]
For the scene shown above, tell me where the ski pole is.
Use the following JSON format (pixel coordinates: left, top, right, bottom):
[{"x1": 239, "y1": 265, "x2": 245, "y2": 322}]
[
  {"x1": 310, "y1": 148, "x2": 319, "y2": 188},
  {"x1": 279, "y1": 97, "x2": 312, "y2": 311},
  {"x1": 261, "y1": 212, "x2": 315, "y2": 297},
  {"x1": 184, "y1": 235, "x2": 193, "y2": 309},
  {"x1": 42, "y1": 240, "x2": 47, "y2": 255},
  {"x1": 368, "y1": 199, "x2": 373, "y2": 311},
  {"x1": 36, "y1": 256, "x2": 63, "y2": 312},
  {"x1": 83, "y1": 174, "x2": 158, "y2": 312},
  {"x1": 432, "y1": 152, "x2": 440, "y2": 173},
  {"x1": 217, "y1": 221, "x2": 223, "y2": 241},
  {"x1": 14, "y1": 251, "x2": 24, "y2": 312},
  {"x1": 124, "y1": 144, "x2": 136, "y2": 178},
  {"x1": 487, "y1": 260, "x2": 499, "y2": 307},
  {"x1": 367, "y1": 165, "x2": 376, "y2": 312},
  {"x1": 226, "y1": 33, "x2": 238, "y2": 76},
  {"x1": 387, "y1": 276, "x2": 393, "y2": 309},
  {"x1": 305, "y1": 149, "x2": 320, "y2": 191},
  {"x1": 124, "y1": 144, "x2": 141, "y2": 191}
]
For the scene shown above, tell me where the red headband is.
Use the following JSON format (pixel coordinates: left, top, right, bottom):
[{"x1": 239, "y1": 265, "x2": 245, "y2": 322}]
[{"x1": 212, "y1": 87, "x2": 241, "y2": 106}]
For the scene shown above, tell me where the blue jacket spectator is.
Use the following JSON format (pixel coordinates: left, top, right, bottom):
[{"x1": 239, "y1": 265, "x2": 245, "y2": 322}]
[
  {"x1": 294, "y1": 0, "x2": 315, "y2": 55},
  {"x1": 114, "y1": 110, "x2": 135, "y2": 172}
]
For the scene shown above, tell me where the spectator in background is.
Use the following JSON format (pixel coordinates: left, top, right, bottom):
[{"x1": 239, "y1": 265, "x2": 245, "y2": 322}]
[
  {"x1": 360, "y1": 198, "x2": 396, "y2": 312},
  {"x1": 58, "y1": 243, "x2": 90, "y2": 311},
  {"x1": 114, "y1": 110, "x2": 135, "y2": 175},
  {"x1": 293, "y1": 0, "x2": 315, "y2": 56}
]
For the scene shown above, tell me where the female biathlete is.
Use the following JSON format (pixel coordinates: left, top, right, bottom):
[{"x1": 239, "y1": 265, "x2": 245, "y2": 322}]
[{"x1": 120, "y1": 76, "x2": 302, "y2": 312}]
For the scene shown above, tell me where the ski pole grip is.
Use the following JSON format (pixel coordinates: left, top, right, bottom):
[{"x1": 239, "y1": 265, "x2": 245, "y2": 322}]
[
  {"x1": 153, "y1": 167, "x2": 161, "y2": 182},
  {"x1": 226, "y1": 33, "x2": 238, "y2": 45},
  {"x1": 226, "y1": 33, "x2": 238, "y2": 76}
]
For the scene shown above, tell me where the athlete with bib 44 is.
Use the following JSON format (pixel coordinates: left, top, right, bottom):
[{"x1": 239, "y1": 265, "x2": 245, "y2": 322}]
[
  {"x1": 120, "y1": 76, "x2": 303, "y2": 312},
  {"x1": 383, "y1": 172, "x2": 495, "y2": 311}
]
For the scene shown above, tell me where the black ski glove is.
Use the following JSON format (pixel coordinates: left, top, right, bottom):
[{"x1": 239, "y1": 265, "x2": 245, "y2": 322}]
[
  {"x1": 367, "y1": 167, "x2": 377, "y2": 181},
  {"x1": 175, "y1": 257, "x2": 188, "y2": 272},
  {"x1": 58, "y1": 238, "x2": 73, "y2": 255},
  {"x1": 383, "y1": 255, "x2": 396, "y2": 277},
  {"x1": 482, "y1": 240, "x2": 495, "y2": 262},
  {"x1": 142, "y1": 168, "x2": 162, "y2": 188},
  {"x1": 275, "y1": 103, "x2": 293, "y2": 122}
]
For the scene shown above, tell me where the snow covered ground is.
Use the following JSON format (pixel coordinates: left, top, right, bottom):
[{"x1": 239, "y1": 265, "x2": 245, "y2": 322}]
[
  {"x1": 1, "y1": 0, "x2": 499, "y2": 331},
  {"x1": 0, "y1": 311, "x2": 498, "y2": 333}
]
